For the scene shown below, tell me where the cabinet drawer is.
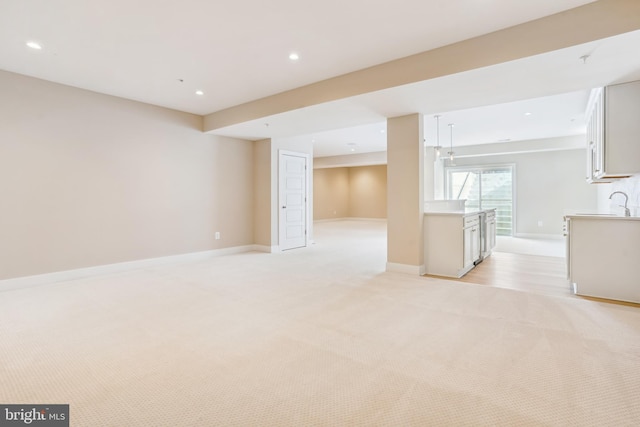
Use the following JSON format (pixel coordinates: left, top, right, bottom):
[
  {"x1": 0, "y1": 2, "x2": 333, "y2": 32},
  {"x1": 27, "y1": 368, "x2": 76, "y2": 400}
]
[
  {"x1": 464, "y1": 215, "x2": 480, "y2": 228},
  {"x1": 485, "y1": 211, "x2": 496, "y2": 220}
]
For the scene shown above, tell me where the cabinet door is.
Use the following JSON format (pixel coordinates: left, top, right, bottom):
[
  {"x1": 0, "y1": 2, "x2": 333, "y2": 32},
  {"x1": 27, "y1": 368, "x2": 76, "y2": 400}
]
[
  {"x1": 487, "y1": 219, "x2": 496, "y2": 252},
  {"x1": 585, "y1": 88, "x2": 612, "y2": 183},
  {"x1": 463, "y1": 226, "x2": 474, "y2": 269},
  {"x1": 463, "y1": 225, "x2": 481, "y2": 267},
  {"x1": 471, "y1": 226, "x2": 481, "y2": 262},
  {"x1": 570, "y1": 218, "x2": 640, "y2": 303},
  {"x1": 603, "y1": 80, "x2": 640, "y2": 177},
  {"x1": 593, "y1": 90, "x2": 605, "y2": 177}
]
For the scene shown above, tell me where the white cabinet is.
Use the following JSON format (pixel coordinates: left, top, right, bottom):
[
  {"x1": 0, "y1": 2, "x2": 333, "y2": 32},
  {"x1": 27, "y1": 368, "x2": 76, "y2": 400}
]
[
  {"x1": 463, "y1": 226, "x2": 474, "y2": 270},
  {"x1": 424, "y1": 212, "x2": 482, "y2": 278},
  {"x1": 463, "y1": 215, "x2": 481, "y2": 270},
  {"x1": 567, "y1": 215, "x2": 640, "y2": 303},
  {"x1": 585, "y1": 80, "x2": 640, "y2": 182},
  {"x1": 586, "y1": 87, "x2": 607, "y2": 183},
  {"x1": 484, "y1": 210, "x2": 497, "y2": 256}
]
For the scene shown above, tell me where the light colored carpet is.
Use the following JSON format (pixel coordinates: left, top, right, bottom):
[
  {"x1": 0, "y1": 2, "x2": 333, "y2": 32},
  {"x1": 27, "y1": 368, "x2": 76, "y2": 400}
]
[{"x1": 1, "y1": 220, "x2": 639, "y2": 426}]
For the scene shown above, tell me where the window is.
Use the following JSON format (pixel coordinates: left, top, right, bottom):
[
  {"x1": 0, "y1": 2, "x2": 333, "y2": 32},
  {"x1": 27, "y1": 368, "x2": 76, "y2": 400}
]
[{"x1": 446, "y1": 165, "x2": 515, "y2": 236}]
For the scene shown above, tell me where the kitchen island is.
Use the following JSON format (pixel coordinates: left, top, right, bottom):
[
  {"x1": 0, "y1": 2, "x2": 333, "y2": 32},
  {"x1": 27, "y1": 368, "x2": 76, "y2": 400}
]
[{"x1": 423, "y1": 208, "x2": 496, "y2": 278}]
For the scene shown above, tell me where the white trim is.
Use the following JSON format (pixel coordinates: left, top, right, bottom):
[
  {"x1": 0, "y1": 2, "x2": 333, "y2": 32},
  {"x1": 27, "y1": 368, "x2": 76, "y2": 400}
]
[
  {"x1": 454, "y1": 146, "x2": 582, "y2": 158},
  {"x1": 252, "y1": 244, "x2": 280, "y2": 253},
  {"x1": 0, "y1": 245, "x2": 259, "y2": 292},
  {"x1": 444, "y1": 163, "x2": 516, "y2": 235},
  {"x1": 313, "y1": 218, "x2": 348, "y2": 223},
  {"x1": 278, "y1": 150, "x2": 310, "y2": 250},
  {"x1": 386, "y1": 262, "x2": 425, "y2": 275},
  {"x1": 314, "y1": 217, "x2": 387, "y2": 223},
  {"x1": 313, "y1": 151, "x2": 387, "y2": 169},
  {"x1": 513, "y1": 233, "x2": 564, "y2": 240}
]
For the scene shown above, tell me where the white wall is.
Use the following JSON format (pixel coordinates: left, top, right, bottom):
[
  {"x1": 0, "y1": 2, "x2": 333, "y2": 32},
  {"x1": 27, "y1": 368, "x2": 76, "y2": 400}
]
[
  {"x1": 443, "y1": 145, "x2": 597, "y2": 236},
  {"x1": 597, "y1": 174, "x2": 640, "y2": 217},
  {"x1": 0, "y1": 70, "x2": 254, "y2": 280}
]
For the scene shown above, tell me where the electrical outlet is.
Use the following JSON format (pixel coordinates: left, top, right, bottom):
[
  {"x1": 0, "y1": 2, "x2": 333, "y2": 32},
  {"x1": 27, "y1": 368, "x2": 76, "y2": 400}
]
[
  {"x1": 215, "y1": 232, "x2": 221, "y2": 240},
  {"x1": 537, "y1": 221, "x2": 543, "y2": 228}
]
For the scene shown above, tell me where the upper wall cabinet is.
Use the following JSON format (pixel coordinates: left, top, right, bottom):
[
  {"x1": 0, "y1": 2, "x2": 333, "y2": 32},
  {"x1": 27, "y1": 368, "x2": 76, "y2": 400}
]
[{"x1": 585, "y1": 80, "x2": 640, "y2": 183}]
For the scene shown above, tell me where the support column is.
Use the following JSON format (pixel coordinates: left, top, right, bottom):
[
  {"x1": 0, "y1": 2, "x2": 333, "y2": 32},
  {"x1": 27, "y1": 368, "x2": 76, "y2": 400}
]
[
  {"x1": 253, "y1": 139, "x2": 274, "y2": 252},
  {"x1": 386, "y1": 113, "x2": 424, "y2": 274}
]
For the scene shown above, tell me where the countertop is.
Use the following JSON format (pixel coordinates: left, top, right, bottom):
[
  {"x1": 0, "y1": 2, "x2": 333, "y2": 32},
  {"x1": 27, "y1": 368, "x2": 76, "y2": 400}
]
[{"x1": 564, "y1": 213, "x2": 640, "y2": 221}]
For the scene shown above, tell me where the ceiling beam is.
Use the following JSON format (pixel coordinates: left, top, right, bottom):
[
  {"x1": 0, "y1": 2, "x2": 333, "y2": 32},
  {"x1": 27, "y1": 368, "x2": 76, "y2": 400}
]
[{"x1": 204, "y1": 0, "x2": 640, "y2": 133}]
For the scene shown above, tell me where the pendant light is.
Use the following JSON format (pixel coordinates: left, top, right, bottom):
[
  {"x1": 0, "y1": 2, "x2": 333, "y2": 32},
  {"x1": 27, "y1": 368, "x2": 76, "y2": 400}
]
[
  {"x1": 434, "y1": 115, "x2": 442, "y2": 157},
  {"x1": 448, "y1": 123, "x2": 455, "y2": 164}
]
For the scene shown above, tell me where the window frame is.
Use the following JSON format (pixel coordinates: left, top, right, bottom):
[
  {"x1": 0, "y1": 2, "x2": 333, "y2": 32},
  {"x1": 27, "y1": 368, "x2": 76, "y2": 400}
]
[{"x1": 444, "y1": 163, "x2": 516, "y2": 236}]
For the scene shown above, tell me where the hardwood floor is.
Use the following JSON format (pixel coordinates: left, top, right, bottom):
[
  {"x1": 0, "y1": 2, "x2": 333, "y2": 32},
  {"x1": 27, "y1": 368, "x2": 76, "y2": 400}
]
[
  {"x1": 455, "y1": 251, "x2": 571, "y2": 298},
  {"x1": 431, "y1": 251, "x2": 640, "y2": 307},
  {"x1": 425, "y1": 251, "x2": 572, "y2": 299}
]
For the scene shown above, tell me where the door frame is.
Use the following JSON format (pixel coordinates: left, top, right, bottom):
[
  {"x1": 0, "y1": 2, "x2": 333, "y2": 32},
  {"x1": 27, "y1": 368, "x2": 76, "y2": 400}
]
[{"x1": 278, "y1": 150, "x2": 310, "y2": 251}]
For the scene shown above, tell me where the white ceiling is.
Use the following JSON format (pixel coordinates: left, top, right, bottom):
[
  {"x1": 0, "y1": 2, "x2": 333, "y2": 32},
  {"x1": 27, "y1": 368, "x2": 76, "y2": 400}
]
[
  {"x1": 303, "y1": 90, "x2": 592, "y2": 158},
  {"x1": 4, "y1": 0, "x2": 640, "y2": 158},
  {"x1": 1, "y1": 0, "x2": 595, "y2": 114},
  {"x1": 226, "y1": 28, "x2": 640, "y2": 157}
]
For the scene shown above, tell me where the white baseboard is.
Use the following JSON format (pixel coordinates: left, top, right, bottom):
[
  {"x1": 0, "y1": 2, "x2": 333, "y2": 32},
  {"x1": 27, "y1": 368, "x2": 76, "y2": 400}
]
[
  {"x1": 0, "y1": 245, "x2": 261, "y2": 292},
  {"x1": 512, "y1": 233, "x2": 564, "y2": 240},
  {"x1": 313, "y1": 217, "x2": 347, "y2": 223},
  {"x1": 252, "y1": 245, "x2": 280, "y2": 253},
  {"x1": 314, "y1": 217, "x2": 387, "y2": 223},
  {"x1": 386, "y1": 262, "x2": 425, "y2": 275}
]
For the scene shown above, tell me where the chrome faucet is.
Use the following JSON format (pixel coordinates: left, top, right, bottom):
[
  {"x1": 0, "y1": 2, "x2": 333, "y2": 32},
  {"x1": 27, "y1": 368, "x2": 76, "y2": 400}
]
[{"x1": 609, "y1": 191, "x2": 630, "y2": 217}]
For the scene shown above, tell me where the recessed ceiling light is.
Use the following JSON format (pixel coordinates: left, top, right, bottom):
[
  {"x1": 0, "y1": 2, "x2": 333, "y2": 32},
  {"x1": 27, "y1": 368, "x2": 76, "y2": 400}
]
[
  {"x1": 524, "y1": 112, "x2": 532, "y2": 116},
  {"x1": 195, "y1": 90, "x2": 204, "y2": 96},
  {"x1": 289, "y1": 52, "x2": 299, "y2": 61},
  {"x1": 380, "y1": 129, "x2": 385, "y2": 133},
  {"x1": 26, "y1": 41, "x2": 42, "y2": 50}
]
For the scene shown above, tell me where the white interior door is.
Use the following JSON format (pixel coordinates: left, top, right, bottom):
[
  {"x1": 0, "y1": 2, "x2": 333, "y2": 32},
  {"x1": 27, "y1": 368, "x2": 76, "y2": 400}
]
[{"x1": 279, "y1": 151, "x2": 308, "y2": 251}]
